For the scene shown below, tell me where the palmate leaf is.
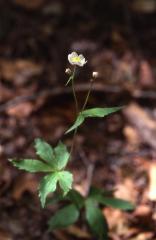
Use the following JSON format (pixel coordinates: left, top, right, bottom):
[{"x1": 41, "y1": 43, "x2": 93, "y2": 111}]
[
  {"x1": 48, "y1": 204, "x2": 79, "y2": 230},
  {"x1": 10, "y1": 159, "x2": 53, "y2": 173},
  {"x1": 66, "y1": 107, "x2": 122, "y2": 134},
  {"x1": 85, "y1": 199, "x2": 108, "y2": 240},
  {"x1": 35, "y1": 138, "x2": 54, "y2": 165}
]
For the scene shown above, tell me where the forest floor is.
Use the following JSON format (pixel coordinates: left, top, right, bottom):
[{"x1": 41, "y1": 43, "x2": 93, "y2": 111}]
[{"x1": 0, "y1": 1, "x2": 156, "y2": 239}]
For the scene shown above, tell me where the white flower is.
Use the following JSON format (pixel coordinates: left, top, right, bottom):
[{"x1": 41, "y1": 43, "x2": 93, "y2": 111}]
[{"x1": 68, "y1": 52, "x2": 87, "y2": 67}]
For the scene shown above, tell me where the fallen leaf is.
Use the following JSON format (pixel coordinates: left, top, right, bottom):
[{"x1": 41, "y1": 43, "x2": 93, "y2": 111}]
[
  {"x1": 139, "y1": 60, "x2": 154, "y2": 87},
  {"x1": 134, "y1": 204, "x2": 151, "y2": 217},
  {"x1": 104, "y1": 208, "x2": 128, "y2": 236},
  {"x1": 0, "y1": 59, "x2": 43, "y2": 86},
  {"x1": 124, "y1": 103, "x2": 156, "y2": 150},
  {"x1": 130, "y1": 232, "x2": 154, "y2": 240},
  {"x1": 67, "y1": 225, "x2": 90, "y2": 238},
  {"x1": 0, "y1": 228, "x2": 12, "y2": 240},
  {"x1": 7, "y1": 102, "x2": 34, "y2": 118},
  {"x1": 115, "y1": 178, "x2": 137, "y2": 203},
  {"x1": 123, "y1": 125, "x2": 140, "y2": 147}
]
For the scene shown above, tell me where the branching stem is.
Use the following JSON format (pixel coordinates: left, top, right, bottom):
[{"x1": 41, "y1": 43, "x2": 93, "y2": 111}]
[{"x1": 70, "y1": 73, "x2": 94, "y2": 158}]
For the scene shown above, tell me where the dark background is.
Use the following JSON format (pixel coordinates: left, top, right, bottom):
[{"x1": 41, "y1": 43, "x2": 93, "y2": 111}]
[{"x1": 0, "y1": 0, "x2": 156, "y2": 239}]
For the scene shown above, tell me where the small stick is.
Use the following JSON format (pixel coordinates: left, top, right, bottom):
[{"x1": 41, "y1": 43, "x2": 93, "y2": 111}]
[{"x1": 0, "y1": 83, "x2": 156, "y2": 113}]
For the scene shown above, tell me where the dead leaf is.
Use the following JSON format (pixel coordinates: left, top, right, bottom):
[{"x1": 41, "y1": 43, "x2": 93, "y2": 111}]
[
  {"x1": 7, "y1": 102, "x2": 34, "y2": 118},
  {"x1": 134, "y1": 204, "x2": 151, "y2": 217},
  {"x1": 123, "y1": 103, "x2": 156, "y2": 150},
  {"x1": 67, "y1": 226, "x2": 90, "y2": 238},
  {"x1": 115, "y1": 178, "x2": 137, "y2": 203},
  {"x1": 0, "y1": 59, "x2": 43, "y2": 86},
  {"x1": 0, "y1": 228, "x2": 12, "y2": 240},
  {"x1": 123, "y1": 125, "x2": 140, "y2": 147},
  {"x1": 130, "y1": 232, "x2": 154, "y2": 240},
  {"x1": 139, "y1": 60, "x2": 154, "y2": 87},
  {"x1": 104, "y1": 208, "x2": 128, "y2": 236}
]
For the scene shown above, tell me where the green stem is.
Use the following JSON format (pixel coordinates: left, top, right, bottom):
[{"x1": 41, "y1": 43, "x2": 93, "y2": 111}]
[
  {"x1": 81, "y1": 79, "x2": 94, "y2": 111},
  {"x1": 71, "y1": 66, "x2": 79, "y2": 115},
  {"x1": 70, "y1": 66, "x2": 79, "y2": 158},
  {"x1": 69, "y1": 78, "x2": 94, "y2": 158},
  {"x1": 69, "y1": 127, "x2": 77, "y2": 157}
]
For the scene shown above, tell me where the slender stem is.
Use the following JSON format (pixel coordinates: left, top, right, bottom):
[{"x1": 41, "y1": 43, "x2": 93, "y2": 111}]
[
  {"x1": 81, "y1": 79, "x2": 94, "y2": 111},
  {"x1": 69, "y1": 127, "x2": 77, "y2": 157},
  {"x1": 71, "y1": 66, "x2": 79, "y2": 114},
  {"x1": 70, "y1": 66, "x2": 79, "y2": 158},
  {"x1": 69, "y1": 78, "x2": 94, "y2": 158}
]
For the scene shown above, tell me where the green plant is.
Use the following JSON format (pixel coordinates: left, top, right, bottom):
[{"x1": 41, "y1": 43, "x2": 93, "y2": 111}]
[{"x1": 10, "y1": 52, "x2": 134, "y2": 240}]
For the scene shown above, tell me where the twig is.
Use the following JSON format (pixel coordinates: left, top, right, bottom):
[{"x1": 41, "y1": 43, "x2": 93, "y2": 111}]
[{"x1": 0, "y1": 83, "x2": 156, "y2": 113}]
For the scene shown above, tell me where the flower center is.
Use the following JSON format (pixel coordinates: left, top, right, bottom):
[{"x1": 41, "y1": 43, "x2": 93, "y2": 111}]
[{"x1": 71, "y1": 56, "x2": 81, "y2": 63}]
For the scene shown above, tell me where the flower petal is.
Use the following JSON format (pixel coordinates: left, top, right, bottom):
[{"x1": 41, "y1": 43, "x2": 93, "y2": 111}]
[
  {"x1": 68, "y1": 52, "x2": 79, "y2": 65},
  {"x1": 78, "y1": 54, "x2": 87, "y2": 66}
]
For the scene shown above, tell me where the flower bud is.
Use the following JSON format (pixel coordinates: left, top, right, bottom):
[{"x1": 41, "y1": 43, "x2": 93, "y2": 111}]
[
  {"x1": 65, "y1": 68, "x2": 72, "y2": 75},
  {"x1": 92, "y1": 71, "x2": 99, "y2": 78}
]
